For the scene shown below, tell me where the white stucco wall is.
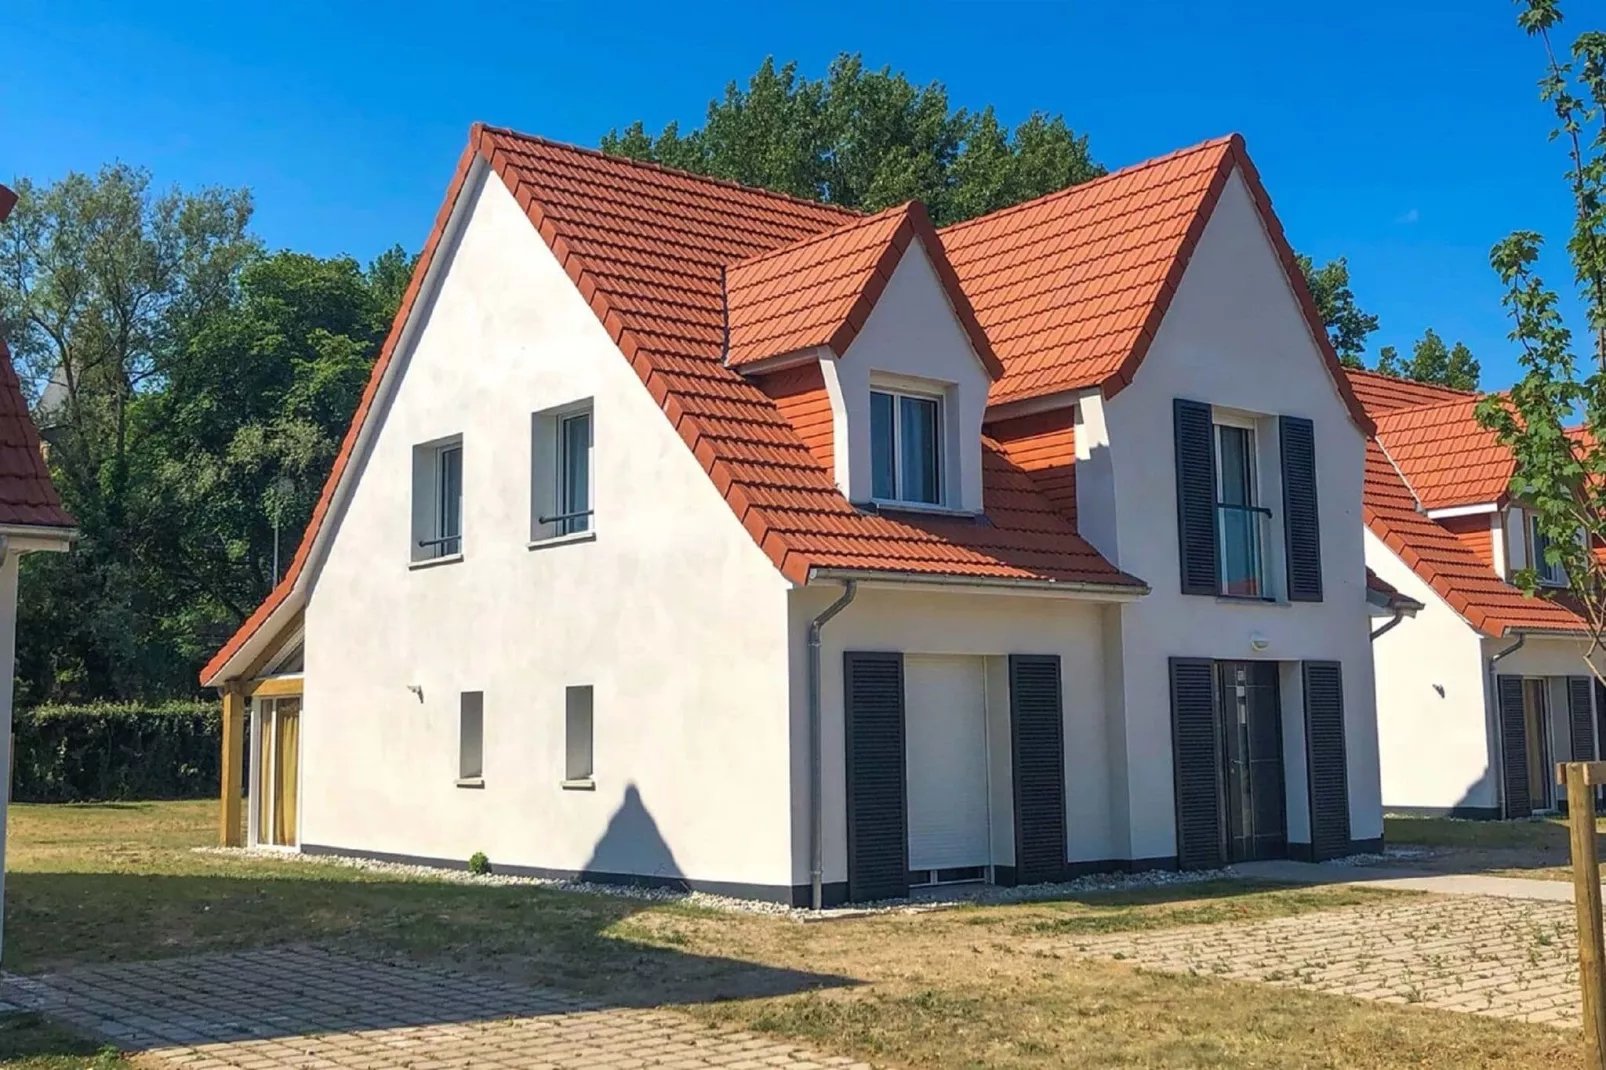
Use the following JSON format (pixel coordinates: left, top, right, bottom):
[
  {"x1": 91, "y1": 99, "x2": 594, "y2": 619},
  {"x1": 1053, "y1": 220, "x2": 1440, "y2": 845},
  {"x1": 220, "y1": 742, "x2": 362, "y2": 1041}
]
[
  {"x1": 1365, "y1": 529, "x2": 1495, "y2": 812},
  {"x1": 786, "y1": 586, "x2": 1115, "y2": 885},
  {"x1": 299, "y1": 166, "x2": 798, "y2": 890},
  {"x1": 1085, "y1": 166, "x2": 1381, "y2": 858},
  {"x1": 834, "y1": 238, "x2": 991, "y2": 512}
]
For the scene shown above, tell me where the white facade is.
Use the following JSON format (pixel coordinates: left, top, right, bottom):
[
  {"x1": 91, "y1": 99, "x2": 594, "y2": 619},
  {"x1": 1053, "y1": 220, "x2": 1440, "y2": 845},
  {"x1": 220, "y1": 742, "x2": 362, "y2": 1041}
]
[{"x1": 238, "y1": 152, "x2": 1387, "y2": 903}]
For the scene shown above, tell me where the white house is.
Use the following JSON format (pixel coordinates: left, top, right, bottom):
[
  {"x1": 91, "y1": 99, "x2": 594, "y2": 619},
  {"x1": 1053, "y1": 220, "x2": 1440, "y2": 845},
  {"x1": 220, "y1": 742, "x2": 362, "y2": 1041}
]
[
  {"x1": 0, "y1": 182, "x2": 78, "y2": 953},
  {"x1": 1351, "y1": 368, "x2": 1599, "y2": 819},
  {"x1": 202, "y1": 127, "x2": 1385, "y2": 905}
]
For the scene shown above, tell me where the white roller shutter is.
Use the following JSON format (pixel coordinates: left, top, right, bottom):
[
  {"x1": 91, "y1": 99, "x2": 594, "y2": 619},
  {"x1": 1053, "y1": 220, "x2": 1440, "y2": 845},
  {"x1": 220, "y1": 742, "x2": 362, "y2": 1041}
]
[{"x1": 904, "y1": 655, "x2": 990, "y2": 872}]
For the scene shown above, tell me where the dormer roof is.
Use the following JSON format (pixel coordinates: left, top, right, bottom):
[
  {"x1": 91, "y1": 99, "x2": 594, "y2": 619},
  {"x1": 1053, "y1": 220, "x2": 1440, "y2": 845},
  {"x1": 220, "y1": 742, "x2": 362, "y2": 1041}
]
[{"x1": 724, "y1": 201, "x2": 1003, "y2": 377}]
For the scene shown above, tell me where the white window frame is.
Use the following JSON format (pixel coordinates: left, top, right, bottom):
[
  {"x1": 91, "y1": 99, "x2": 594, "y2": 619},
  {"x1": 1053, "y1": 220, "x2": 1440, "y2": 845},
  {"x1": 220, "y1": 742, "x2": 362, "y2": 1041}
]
[
  {"x1": 1528, "y1": 511, "x2": 1570, "y2": 587},
  {"x1": 411, "y1": 434, "x2": 464, "y2": 565},
  {"x1": 870, "y1": 387, "x2": 945, "y2": 507},
  {"x1": 1212, "y1": 416, "x2": 1274, "y2": 600},
  {"x1": 531, "y1": 400, "x2": 596, "y2": 546},
  {"x1": 458, "y1": 691, "x2": 484, "y2": 786},
  {"x1": 563, "y1": 684, "x2": 595, "y2": 789}
]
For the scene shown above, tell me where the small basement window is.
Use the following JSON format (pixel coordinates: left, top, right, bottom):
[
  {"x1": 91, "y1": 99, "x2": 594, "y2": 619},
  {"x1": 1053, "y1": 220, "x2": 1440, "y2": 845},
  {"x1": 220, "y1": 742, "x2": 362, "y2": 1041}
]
[
  {"x1": 412, "y1": 436, "x2": 463, "y2": 562},
  {"x1": 532, "y1": 402, "x2": 594, "y2": 542},
  {"x1": 459, "y1": 691, "x2": 484, "y2": 782},
  {"x1": 870, "y1": 388, "x2": 942, "y2": 505},
  {"x1": 565, "y1": 685, "x2": 593, "y2": 783}
]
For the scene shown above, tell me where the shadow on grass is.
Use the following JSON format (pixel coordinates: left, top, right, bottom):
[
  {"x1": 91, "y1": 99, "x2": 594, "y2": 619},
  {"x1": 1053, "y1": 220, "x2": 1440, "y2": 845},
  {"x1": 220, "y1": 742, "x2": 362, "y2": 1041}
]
[
  {"x1": 1382, "y1": 815, "x2": 1603, "y2": 876},
  {"x1": 0, "y1": 1012, "x2": 120, "y2": 1068}
]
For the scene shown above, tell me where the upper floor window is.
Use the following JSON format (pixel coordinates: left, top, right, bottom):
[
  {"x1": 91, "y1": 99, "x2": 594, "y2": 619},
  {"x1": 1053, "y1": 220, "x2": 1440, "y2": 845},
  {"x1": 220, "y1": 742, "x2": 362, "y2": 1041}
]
[
  {"x1": 1529, "y1": 512, "x2": 1569, "y2": 587},
  {"x1": 411, "y1": 436, "x2": 463, "y2": 562},
  {"x1": 870, "y1": 388, "x2": 942, "y2": 505},
  {"x1": 532, "y1": 401, "x2": 594, "y2": 543},
  {"x1": 1215, "y1": 422, "x2": 1271, "y2": 599}
]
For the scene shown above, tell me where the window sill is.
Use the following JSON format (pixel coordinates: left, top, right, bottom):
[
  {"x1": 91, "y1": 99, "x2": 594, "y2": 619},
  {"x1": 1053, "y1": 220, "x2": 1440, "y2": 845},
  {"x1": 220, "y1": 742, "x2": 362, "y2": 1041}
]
[
  {"x1": 1214, "y1": 594, "x2": 1285, "y2": 607},
  {"x1": 560, "y1": 778, "x2": 596, "y2": 791},
  {"x1": 410, "y1": 552, "x2": 464, "y2": 571},
  {"x1": 865, "y1": 499, "x2": 979, "y2": 519},
  {"x1": 528, "y1": 531, "x2": 597, "y2": 552},
  {"x1": 455, "y1": 777, "x2": 485, "y2": 789}
]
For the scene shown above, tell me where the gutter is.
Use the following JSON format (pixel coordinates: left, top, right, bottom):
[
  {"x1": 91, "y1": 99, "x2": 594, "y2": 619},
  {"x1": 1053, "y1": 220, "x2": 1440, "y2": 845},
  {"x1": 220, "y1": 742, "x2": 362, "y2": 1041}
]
[
  {"x1": 1369, "y1": 606, "x2": 1407, "y2": 641},
  {"x1": 807, "y1": 580, "x2": 857, "y2": 911},
  {"x1": 1488, "y1": 633, "x2": 1526, "y2": 820},
  {"x1": 807, "y1": 568, "x2": 1148, "y2": 601}
]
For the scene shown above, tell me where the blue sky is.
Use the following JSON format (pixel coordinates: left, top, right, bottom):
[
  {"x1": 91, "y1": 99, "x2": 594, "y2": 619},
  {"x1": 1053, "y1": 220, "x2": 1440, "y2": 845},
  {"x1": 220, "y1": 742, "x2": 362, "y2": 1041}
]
[{"x1": 0, "y1": 0, "x2": 1585, "y2": 390}]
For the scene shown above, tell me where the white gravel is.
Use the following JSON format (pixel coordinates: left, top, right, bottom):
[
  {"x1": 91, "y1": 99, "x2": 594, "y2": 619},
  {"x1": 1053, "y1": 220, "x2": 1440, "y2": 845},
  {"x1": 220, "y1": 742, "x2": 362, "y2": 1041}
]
[{"x1": 192, "y1": 844, "x2": 1376, "y2": 919}]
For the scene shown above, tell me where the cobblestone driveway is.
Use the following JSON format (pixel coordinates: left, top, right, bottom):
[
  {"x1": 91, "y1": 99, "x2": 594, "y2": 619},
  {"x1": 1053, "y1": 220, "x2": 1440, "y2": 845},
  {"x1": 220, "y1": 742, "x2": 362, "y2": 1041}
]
[
  {"x1": 1064, "y1": 894, "x2": 1583, "y2": 1026},
  {"x1": 1, "y1": 947, "x2": 868, "y2": 1069}
]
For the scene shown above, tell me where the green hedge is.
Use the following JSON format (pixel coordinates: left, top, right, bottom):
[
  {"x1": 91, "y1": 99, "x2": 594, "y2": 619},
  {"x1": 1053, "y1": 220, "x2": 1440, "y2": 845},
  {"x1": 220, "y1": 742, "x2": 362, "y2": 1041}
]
[{"x1": 12, "y1": 702, "x2": 222, "y2": 802}]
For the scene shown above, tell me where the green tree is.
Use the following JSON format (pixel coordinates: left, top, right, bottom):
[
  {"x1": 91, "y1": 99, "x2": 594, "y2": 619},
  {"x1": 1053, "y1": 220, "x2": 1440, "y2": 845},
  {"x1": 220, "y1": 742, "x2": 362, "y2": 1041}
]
[
  {"x1": 1296, "y1": 255, "x2": 1380, "y2": 367},
  {"x1": 1476, "y1": 0, "x2": 1606, "y2": 671},
  {"x1": 1374, "y1": 329, "x2": 1480, "y2": 390},
  {"x1": 601, "y1": 55, "x2": 1101, "y2": 225}
]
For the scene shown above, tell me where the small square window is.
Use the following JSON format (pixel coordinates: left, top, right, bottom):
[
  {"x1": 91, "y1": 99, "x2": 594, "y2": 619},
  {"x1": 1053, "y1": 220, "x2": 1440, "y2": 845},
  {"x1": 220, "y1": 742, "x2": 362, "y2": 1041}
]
[
  {"x1": 459, "y1": 691, "x2": 484, "y2": 781},
  {"x1": 532, "y1": 402, "x2": 595, "y2": 542},
  {"x1": 565, "y1": 685, "x2": 593, "y2": 782},
  {"x1": 869, "y1": 389, "x2": 942, "y2": 505},
  {"x1": 412, "y1": 436, "x2": 463, "y2": 561}
]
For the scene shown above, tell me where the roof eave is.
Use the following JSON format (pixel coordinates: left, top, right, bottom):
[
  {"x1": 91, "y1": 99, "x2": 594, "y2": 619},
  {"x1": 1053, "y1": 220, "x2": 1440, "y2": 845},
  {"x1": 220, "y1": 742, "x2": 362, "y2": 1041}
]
[{"x1": 807, "y1": 566, "x2": 1148, "y2": 602}]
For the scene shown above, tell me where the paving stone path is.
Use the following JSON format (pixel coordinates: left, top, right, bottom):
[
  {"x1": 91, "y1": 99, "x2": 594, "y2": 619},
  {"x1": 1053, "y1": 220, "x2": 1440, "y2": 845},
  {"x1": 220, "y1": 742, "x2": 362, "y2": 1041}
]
[
  {"x1": 1062, "y1": 894, "x2": 1584, "y2": 1026},
  {"x1": 0, "y1": 947, "x2": 869, "y2": 1069}
]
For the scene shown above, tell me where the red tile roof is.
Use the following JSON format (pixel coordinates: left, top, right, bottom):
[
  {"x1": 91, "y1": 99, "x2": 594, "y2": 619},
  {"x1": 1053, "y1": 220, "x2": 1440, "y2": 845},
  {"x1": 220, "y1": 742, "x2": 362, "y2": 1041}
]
[
  {"x1": 1346, "y1": 368, "x2": 1582, "y2": 636},
  {"x1": 940, "y1": 135, "x2": 1374, "y2": 433},
  {"x1": 0, "y1": 337, "x2": 75, "y2": 533},
  {"x1": 1372, "y1": 396, "x2": 1513, "y2": 511},
  {"x1": 725, "y1": 202, "x2": 1002, "y2": 376},
  {"x1": 1364, "y1": 567, "x2": 1422, "y2": 612},
  {"x1": 1344, "y1": 367, "x2": 1473, "y2": 414},
  {"x1": 202, "y1": 126, "x2": 1141, "y2": 684}
]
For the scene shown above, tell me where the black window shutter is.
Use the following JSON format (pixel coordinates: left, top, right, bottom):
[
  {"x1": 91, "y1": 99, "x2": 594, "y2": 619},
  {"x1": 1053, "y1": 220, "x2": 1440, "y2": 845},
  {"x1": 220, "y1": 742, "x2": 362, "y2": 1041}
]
[
  {"x1": 1170, "y1": 657, "x2": 1224, "y2": 869},
  {"x1": 1302, "y1": 661, "x2": 1351, "y2": 860},
  {"x1": 1497, "y1": 674, "x2": 1530, "y2": 818},
  {"x1": 1174, "y1": 399, "x2": 1219, "y2": 596},
  {"x1": 1570, "y1": 676, "x2": 1596, "y2": 761},
  {"x1": 1279, "y1": 415, "x2": 1323, "y2": 602},
  {"x1": 844, "y1": 652, "x2": 908, "y2": 902},
  {"x1": 1010, "y1": 655, "x2": 1066, "y2": 886}
]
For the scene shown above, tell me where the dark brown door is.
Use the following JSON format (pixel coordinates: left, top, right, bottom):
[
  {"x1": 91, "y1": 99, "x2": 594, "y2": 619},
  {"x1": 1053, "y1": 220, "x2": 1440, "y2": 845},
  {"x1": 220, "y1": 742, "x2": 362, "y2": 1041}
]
[{"x1": 1217, "y1": 662, "x2": 1286, "y2": 862}]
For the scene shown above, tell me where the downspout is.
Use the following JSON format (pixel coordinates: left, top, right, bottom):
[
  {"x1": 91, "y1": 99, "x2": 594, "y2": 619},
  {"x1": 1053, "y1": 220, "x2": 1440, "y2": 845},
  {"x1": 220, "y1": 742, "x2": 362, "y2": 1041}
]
[
  {"x1": 1489, "y1": 633, "x2": 1526, "y2": 819},
  {"x1": 808, "y1": 580, "x2": 857, "y2": 910},
  {"x1": 1370, "y1": 607, "x2": 1406, "y2": 641}
]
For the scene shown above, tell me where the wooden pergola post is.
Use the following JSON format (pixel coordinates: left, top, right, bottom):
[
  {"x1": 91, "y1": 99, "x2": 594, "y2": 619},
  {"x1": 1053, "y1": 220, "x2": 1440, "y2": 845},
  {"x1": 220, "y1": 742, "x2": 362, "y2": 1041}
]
[
  {"x1": 1559, "y1": 760, "x2": 1606, "y2": 1070},
  {"x1": 220, "y1": 684, "x2": 245, "y2": 847}
]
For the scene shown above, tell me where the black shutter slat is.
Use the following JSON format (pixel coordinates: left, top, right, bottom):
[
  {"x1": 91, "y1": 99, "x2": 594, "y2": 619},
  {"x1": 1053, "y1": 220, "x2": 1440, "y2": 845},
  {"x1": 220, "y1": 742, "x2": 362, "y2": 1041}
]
[
  {"x1": 1497, "y1": 674, "x2": 1530, "y2": 818},
  {"x1": 1174, "y1": 398, "x2": 1219, "y2": 596},
  {"x1": 1302, "y1": 661, "x2": 1351, "y2": 860},
  {"x1": 1570, "y1": 677, "x2": 1596, "y2": 762},
  {"x1": 1010, "y1": 655, "x2": 1066, "y2": 885},
  {"x1": 1170, "y1": 657, "x2": 1224, "y2": 869},
  {"x1": 844, "y1": 652, "x2": 908, "y2": 902},
  {"x1": 1279, "y1": 415, "x2": 1323, "y2": 602}
]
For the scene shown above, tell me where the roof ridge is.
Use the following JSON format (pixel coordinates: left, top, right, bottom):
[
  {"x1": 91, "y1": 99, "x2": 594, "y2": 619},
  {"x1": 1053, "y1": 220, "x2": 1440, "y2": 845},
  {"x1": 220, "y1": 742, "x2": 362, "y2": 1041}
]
[
  {"x1": 478, "y1": 123, "x2": 863, "y2": 220},
  {"x1": 1345, "y1": 365, "x2": 1477, "y2": 394},
  {"x1": 939, "y1": 133, "x2": 1241, "y2": 237},
  {"x1": 728, "y1": 202, "x2": 914, "y2": 274}
]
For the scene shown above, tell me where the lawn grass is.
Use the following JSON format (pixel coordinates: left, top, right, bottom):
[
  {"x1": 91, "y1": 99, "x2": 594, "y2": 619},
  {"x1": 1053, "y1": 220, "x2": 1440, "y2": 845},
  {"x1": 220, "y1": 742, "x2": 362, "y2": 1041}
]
[
  {"x1": 0, "y1": 1014, "x2": 120, "y2": 1070},
  {"x1": 4, "y1": 801, "x2": 1593, "y2": 1068},
  {"x1": 1384, "y1": 813, "x2": 1597, "y2": 851}
]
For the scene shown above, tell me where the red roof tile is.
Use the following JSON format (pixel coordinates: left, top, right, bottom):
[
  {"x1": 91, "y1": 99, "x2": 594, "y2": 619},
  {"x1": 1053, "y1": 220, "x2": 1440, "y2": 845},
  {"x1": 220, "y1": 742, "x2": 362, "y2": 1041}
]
[
  {"x1": 940, "y1": 135, "x2": 1374, "y2": 433},
  {"x1": 1345, "y1": 367, "x2": 1473, "y2": 415},
  {"x1": 1372, "y1": 396, "x2": 1512, "y2": 511},
  {"x1": 202, "y1": 126, "x2": 1140, "y2": 684},
  {"x1": 0, "y1": 337, "x2": 74, "y2": 532}
]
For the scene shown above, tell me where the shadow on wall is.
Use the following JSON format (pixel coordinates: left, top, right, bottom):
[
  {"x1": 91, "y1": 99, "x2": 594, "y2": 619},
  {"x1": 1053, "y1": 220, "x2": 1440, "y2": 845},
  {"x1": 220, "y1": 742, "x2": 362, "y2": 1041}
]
[{"x1": 580, "y1": 782, "x2": 683, "y2": 883}]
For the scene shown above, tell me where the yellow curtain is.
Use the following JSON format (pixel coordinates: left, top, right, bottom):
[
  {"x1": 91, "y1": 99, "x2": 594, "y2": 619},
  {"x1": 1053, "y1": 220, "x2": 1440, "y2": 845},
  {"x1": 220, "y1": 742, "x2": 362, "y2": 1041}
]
[
  {"x1": 274, "y1": 699, "x2": 301, "y2": 847},
  {"x1": 255, "y1": 704, "x2": 273, "y2": 843}
]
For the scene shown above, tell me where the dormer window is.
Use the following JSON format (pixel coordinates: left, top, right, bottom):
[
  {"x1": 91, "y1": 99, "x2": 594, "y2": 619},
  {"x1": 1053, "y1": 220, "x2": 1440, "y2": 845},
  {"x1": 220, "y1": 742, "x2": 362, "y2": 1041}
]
[
  {"x1": 1528, "y1": 512, "x2": 1569, "y2": 587},
  {"x1": 870, "y1": 388, "x2": 943, "y2": 505}
]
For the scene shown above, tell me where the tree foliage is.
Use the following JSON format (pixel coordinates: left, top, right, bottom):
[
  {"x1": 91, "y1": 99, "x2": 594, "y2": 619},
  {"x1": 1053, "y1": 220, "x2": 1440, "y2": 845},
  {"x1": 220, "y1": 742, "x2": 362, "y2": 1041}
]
[
  {"x1": 1476, "y1": 0, "x2": 1606, "y2": 673},
  {"x1": 1295, "y1": 255, "x2": 1380, "y2": 367},
  {"x1": 1, "y1": 166, "x2": 409, "y2": 702},
  {"x1": 1375, "y1": 329, "x2": 1481, "y2": 390},
  {"x1": 601, "y1": 55, "x2": 1103, "y2": 226}
]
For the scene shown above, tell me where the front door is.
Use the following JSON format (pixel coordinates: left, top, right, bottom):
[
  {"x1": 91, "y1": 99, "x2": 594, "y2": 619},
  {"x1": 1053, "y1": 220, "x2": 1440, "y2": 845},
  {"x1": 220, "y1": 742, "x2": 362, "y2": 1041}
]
[
  {"x1": 1217, "y1": 662, "x2": 1286, "y2": 862},
  {"x1": 254, "y1": 696, "x2": 301, "y2": 847},
  {"x1": 1523, "y1": 679, "x2": 1552, "y2": 811}
]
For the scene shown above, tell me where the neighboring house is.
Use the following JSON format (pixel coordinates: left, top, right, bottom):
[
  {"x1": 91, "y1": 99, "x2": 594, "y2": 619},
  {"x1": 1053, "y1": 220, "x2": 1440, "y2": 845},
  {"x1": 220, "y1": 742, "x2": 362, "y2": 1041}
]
[
  {"x1": 0, "y1": 184, "x2": 78, "y2": 952},
  {"x1": 1353, "y1": 367, "x2": 1600, "y2": 819},
  {"x1": 201, "y1": 126, "x2": 1384, "y2": 905}
]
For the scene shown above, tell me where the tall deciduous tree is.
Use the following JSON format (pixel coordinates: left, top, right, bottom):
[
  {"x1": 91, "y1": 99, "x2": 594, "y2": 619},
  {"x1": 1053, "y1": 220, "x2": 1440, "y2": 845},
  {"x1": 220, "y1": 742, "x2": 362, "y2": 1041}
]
[
  {"x1": 1296, "y1": 255, "x2": 1380, "y2": 367},
  {"x1": 1477, "y1": 0, "x2": 1606, "y2": 674},
  {"x1": 601, "y1": 55, "x2": 1102, "y2": 226},
  {"x1": 1375, "y1": 329, "x2": 1481, "y2": 390}
]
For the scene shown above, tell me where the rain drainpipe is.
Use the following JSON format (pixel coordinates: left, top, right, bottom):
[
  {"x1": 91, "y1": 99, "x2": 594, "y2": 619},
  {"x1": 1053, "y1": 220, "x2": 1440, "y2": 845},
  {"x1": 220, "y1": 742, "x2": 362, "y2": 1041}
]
[
  {"x1": 1370, "y1": 606, "x2": 1407, "y2": 641},
  {"x1": 1489, "y1": 633, "x2": 1526, "y2": 820},
  {"x1": 808, "y1": 580, "x2": 857, "y2": 911}
]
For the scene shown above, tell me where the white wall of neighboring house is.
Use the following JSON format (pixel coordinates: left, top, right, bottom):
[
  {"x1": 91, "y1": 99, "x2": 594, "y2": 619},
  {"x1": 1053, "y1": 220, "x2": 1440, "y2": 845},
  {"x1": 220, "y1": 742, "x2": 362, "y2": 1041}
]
[
  {"x1": 1080, "y1": 165, "x2": 1381, "y2": 860},
  {"x1": 300, "y1": 165, "x2": 799, "y2": 891},
  {"x1": 786, "y1": 584, "x2": 1116, "y2": 886},
  {"x1": 1365, "y1": 529, "x2": 1495, "y2": 813},
  {"x1": 832, "y1": 237, "x2": 991, "y2": 512}
]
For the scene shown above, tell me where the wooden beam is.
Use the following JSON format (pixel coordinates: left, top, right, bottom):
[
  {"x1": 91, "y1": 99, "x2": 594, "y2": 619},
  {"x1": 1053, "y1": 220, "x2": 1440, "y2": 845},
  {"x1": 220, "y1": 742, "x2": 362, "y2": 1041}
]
[
  {"x1": 219, "y1": 684, "x2": 246, "y2": 848},
  {"x1": 245, "y1": 676, "x2": 303, "y2": 698},
  {"x1": 1558, "y1": 761, "x2": 1606, "y2": 788},
  {"x1": 1563, "y1": 761, "x2": 1606, "y2": 1069}
]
